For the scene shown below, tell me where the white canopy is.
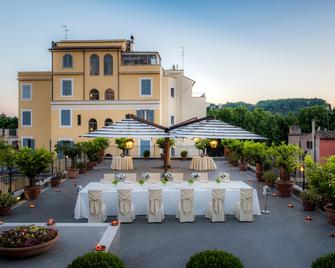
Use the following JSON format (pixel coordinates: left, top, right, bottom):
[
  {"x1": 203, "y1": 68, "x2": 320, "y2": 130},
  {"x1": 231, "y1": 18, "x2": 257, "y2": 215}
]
[{"x1": 170, "y1": 119, "x2": 266, "y2": 140}]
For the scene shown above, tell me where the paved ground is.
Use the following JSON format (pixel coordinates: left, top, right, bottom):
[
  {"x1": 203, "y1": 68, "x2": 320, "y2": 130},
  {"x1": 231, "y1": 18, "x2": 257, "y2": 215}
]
[{"x1": 1, "y1": 159, "x2": 335, "y2": 268}]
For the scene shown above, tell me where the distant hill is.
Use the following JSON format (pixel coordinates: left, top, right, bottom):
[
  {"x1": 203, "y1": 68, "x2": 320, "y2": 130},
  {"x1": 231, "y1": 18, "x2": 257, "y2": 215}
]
[{"x1": 208, "y1": 98, "x2": 329, "y2": 114}]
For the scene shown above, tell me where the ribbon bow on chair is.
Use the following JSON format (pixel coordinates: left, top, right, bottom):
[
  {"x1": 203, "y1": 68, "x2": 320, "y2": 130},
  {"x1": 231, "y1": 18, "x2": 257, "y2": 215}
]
[
  {"x1": 88, "y1": 191, "x2": 102, "y2": 217},
  {"x1": 149, "y1": 191, "x2": 162, "y2": 215},
  {"x1": 181, "y1": 190, "x2": 193, "y2": 214},
  {"x1": 212, "y1": 189, "x2": 225, "y2": 214},
  {"x1": 241, "y1": 191, "x2": 252, "y2": 213},
  {"x1": 118, "y1": 191, "x2": 131, "y2": 216}
]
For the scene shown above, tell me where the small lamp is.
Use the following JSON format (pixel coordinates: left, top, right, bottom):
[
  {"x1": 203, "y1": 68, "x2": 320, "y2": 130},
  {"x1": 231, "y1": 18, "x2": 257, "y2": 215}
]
[
  {"x1": 95, "y1": 244, "x2": 106, "y2": 252},
  {"x1": 29, "y1": 203, "x2": 35, "y2": 208},
  {"x1": 47, "y1": 218, "x2": 55, "y2": 225},
  {"x1": 125, "y1": 139, "x2": 134, "y2": 150},
  {"x1": 111, "y1": 220, "x2": 119, "y2": 226},
  {"x1": 300, "y1": 165, "x2": 304, "y2": 173},
  {"x1": 209, "y1": 139, "x2": 218, "y2": 149}
]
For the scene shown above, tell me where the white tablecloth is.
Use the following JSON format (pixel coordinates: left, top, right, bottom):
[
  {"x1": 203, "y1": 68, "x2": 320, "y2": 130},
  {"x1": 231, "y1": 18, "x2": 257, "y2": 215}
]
[
  {"x1": 74, "y1": 181, "x2": 261, "y2": 219},
  {"x1": 111, "y1": 156, "x2": 133, "y2": 170},
  {"x1": 190, "y1": 156, "x2": 217, "y2": 171}
]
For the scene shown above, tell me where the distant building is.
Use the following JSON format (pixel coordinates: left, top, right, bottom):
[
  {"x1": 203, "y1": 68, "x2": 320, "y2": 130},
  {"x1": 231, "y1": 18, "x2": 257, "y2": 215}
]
[
  {"x1": 0, "y1": 128, "x2": 18, "y2": 148},
  {"x1": 288, "y1": 126, "x2": 335, "y2": 162}
]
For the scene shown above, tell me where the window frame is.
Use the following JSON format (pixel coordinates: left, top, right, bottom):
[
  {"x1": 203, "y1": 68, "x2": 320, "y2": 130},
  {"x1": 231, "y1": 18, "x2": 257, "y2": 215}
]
[
  {"x1": 59, "y1": 109, "x2": 72, "y2": 128},
  {"x1": 105, "y1": 88, "x2": 115, "y2": 100},
  {"x1": 21, "y1": 136, "x2": 35, "y2": 149},
  {"x1": 90, "y1": 54, "x2": 100, "y2": 76},
  {"x1": 170, "y1": 115, "x2": 175, "y2": 125},
  {"x1": 89, "y1": 89, "x2": 100, "y2": 100},
  {"x1": 104, "y1": 54, "x2": 113, "y2": 75},
  {"x1": 62, "y1": 54, "x2": 73, "y2": 68},
  {"x1": 61, "y1": 78, "x2": 74, "y2": 97},
  {"x1": 88, "y1": 118, "x2": 98, "y2": 132},
  {"x1": 139, "y1": 78, "x2": 153, "y2": 97},
  {"x1": 21, "y1": 109, "x2": 32, "y2": 127},
  {"x1": 170, "y1": 87, "x2": 175, "y2": 98},
  {"x1": 21, "y1": 83, "x2": 32, "y2": 101}
]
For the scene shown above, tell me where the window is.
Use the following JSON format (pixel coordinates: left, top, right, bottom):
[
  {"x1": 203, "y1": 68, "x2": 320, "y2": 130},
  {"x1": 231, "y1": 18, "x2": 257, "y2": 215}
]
[
  {"x1": 61, "y1": 79, "x2": 73, "y2": 96},
  {"x1": 170, "y1": 115, "x2": 175, "y2": 125},
  {"x1": 307, "y1": 141, "x2": 313, "y2": 149},
  {"x1": 105, "y1": 118, "x2": 113, "y2": 126},
  {"x1": 136, "y1": 110, "x2": 154, "y2": 122},
  {"x1": 90, "y1": 54, "x2": 99, "y2": 75},
  {"x1": 21, "y1": 84, "x2": 32, "y2": 100},
  {"x1": 63, "y1": 54, "x2": 73, "y2": 68},
  {"x1": 21, "y1": 110, "x2": 32, "y2": 127},
  {"x1": 170, "y1": 87, "x2": 175, "y2": 98},
  {"x1": 77, "y1": 115, "x2": 81, "y2": 126},
  {"x1": 89, "y1": 118, "x2": 97, "y2": 132},
  {"x1": 105, "y1": 89, "x2": 115, "y2": 100},
  {"x1": 140, "y1": 78, "x2": 152, "y2": 96},
  {"x1": 89, "y1": 89, "x2": 99, "y2": 100},
  {"x1": 104, "y1": 54, "x2": 113, "y2": 75},
  {"x1": 22, "y1": 138, "x2": 35, "y2": 150},
  {"x1": 60, "y1": 109, "x2": 71, "y2": 127}
]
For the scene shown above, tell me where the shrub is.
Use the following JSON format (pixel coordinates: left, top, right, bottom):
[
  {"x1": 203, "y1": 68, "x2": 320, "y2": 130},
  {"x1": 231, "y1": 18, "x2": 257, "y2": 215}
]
[
  {"x1": 299, "y1": 190, "x2": 321, "y2": 206},
  {"x1": 181, "y1": 150, "x2": 188, "y2": 157},
  {"x1": 186, "y1": 250, "x2": 244, "y2": 268},
  {"x1": 312, "y1": 252, "x2": 335, "y2": 268},
  {"x1": 156, "y1": 138, "x2": 176, "y2": 149},
  {"x1": 194, "y1": 139, "x2": 209, "y2": 155},
  {"x1": 0, "y1": 193, "x2": 16, "y2": 208},
  {"x1": 143, "y1": 150, "x2": 150, "y2": 157},
  {"x1": 262, "y1": 170, "x2": 277, "y2": 184},
  {"x1": 94, "y1": 138, "x2": 110, "y2": 151},
  {"x1": 243, "y1": 141, "x2": 269, "y2": 166},
  {"x1": 76, "y1": 162, "x2": 87, "y2": 169},
  {"x1": 0, "y1": 225, "x2": 57, "y2": 248},
  {"x1": 68, "y1": 252, "x2": 125, "y2": 268},
  {"x1": 228, "y1": 151, "x2": 239, "y2": 166}
]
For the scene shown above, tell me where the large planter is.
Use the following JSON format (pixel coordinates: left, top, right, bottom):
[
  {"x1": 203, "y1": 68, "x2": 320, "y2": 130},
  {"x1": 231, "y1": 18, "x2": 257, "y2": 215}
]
[
  {"x1": 144, "y1": 155, "x2": 149, "y2": 160},
  {"x1": 0, "y1": 232, "x2": 59, "y2": 258},
  {"x1": 275, "y1": 180, "x2": 294, "y2": 197},
  {"x1": 303, "y1": 201, "x2": 315, "y2": 211},
  {"x1": 0, "y1": 207, "x2": 11, "y2": 216},
  {"x1": 224, "y1": 147, "x2": 231, "y2": 157},
  {"x1": 78, "y1": 167, "x2": 86, "y2": 174},
  {"x1": 324, "y1": 204, "x2": 335, "y2": 225},
  {"x1": 49, "y1": 178, "x2": 61, "y2": 187},
  {"x1": 67, "y1": 168, "x2": 78, "y2": 179},
  {"x1": 255, "y1": 162, "x2": 263, "y2": 181},
  {"x1": 239, "y1": 161, "x2": 248, "y2": 171},
  {"x1": 265, "y1": 181, "x2": 275, "y2": 187},
  {"x1": 24, "y1": 185, "x2": 41, "y2": 201},
  {"x1": 86, "y1": 162, "x2": 94, "y2": 170}
]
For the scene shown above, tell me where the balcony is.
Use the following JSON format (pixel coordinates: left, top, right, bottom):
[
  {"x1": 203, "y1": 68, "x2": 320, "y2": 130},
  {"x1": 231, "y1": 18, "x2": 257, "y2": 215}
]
[{"x1": 121, "y1": 53, "x2": 160, "y2": 66}]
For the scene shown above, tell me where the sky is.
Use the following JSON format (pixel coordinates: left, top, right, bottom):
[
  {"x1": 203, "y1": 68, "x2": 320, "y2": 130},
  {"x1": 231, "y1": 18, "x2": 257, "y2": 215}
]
[{"x1": 0, "y1": 0, "x2": 334, "y2": 116}]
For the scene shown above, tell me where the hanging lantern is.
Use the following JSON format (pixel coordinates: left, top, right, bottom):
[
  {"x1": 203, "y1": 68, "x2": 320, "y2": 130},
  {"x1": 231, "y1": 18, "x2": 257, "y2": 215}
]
[
  {"x1": 125, "y1": 139, "x2": 134, "y2": 150},
  {"x1": 209, "y1": 139, "x2": 218, "y2": 149}
]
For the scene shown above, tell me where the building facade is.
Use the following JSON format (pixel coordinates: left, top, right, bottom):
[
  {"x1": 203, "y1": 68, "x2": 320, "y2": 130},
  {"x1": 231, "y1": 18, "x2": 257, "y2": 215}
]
[{"x1": 17, "y1": 37, "x2": 207, "y2": 156}]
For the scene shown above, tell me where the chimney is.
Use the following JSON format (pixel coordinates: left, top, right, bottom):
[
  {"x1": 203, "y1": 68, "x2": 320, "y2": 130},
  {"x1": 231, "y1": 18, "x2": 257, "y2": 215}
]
[{"x1": 130, "y1": 35, "x2": 135, "y2": 52}]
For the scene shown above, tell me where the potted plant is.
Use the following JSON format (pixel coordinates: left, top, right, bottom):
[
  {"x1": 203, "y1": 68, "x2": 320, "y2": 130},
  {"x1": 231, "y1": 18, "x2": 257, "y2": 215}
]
[
  {"x1": 228, "y1": 151, "x2": 239, "y2": 166},
  {"x1": 194, "y1": 139, "x2": 209, "y2": 156},
  {"x1": 16, "y1": 148, "x2": 53, "y2": 201},
  {"x1": 83, "y1": 141, "x2": 100, "y2": 169},
  {"x1": 0, "y1": 193, "x2": 16, "y2": 216},
  {"x1": 115, "y1": 138, "x2": 134, "y2": 156},
  {"x1": 299, "y1": 190, "x2": 320, "y2": 211},
  {"x1": 180, "y1": 150, "x2": 188, "y2": 160},
  {"x1": 94, "y1": 138, "x2": 110, "y2": 162},
  {"x1": 68, "y1": 252, "x2": 125, "y2": 268},
  {"x1": 229, "y1": 140, "x2": 247, "y2": 170},
  {"x1": 243, "y1": 141, "x2": 269, "y2": 181},
  {"x1": 0, "y1": 225, "x2": 59, "y2": 258},
  {"x1": 143, "y1": 150, "x2": 150, "y2": 160},
  {"x1": 76, "y1": 162, "x2": 87, "y2": 174},
  {"x1": 63, "y1": 143, "x2": 80, "y2": 179},
  {"x1": 262, "y1": 170, "x2": 277, "y2": 187},
  {"x1": 222, "y1": 139, "x2": 233, "y2": 157},
  {"x1": 49, "y1": 170, "x2": 63, "y2": 187},
  {"x1": 272, "y1": 143, "x2": 302, "y2": 197}
]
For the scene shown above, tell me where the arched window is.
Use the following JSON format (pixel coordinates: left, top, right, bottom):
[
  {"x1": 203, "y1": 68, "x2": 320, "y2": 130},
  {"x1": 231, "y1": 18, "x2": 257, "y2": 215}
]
[
  {"x1": 63, "y1": 54, "x2": 73, "y2": 68},
  {"x1": 105, "y1": 89, "x2": 115, "y2": 100},
  {"x1": 104, "y1": 54, "x2": 113, "y2": 75},
  {"x1": 88, "y1": 118, "x2": 97, "y2": 132},
  {"x1": 90, "y1": 54, "x2": 99, "y2": 75},
  {"x1": 89, "y1": 89, "x2": 99, "y2": 100},
  {"x1": 105, "y1": 118, "x2": 113, "y2": 126}
]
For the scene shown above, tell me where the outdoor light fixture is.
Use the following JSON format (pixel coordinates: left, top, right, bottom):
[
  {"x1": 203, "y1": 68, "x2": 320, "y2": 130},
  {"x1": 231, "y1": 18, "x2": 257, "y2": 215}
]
[
  {"x1": 54, "y1": 189, "x2": 61, "y2": 192},
  {"x1": 29, "y1": 203, "x2": 35, "y2": 208},
  {"x1": 248, "y1": 178, "x2": 253, "y2": 181},
  {"x1": 305, "y1": 216, "x2": 312, "y2": 221},
  {"x1": 209, "y1": 139, "x2": 218, "y2": 149},
  {"x1": 47, "y1": 218, "x2": 55, "y2": 226},
  {"x1": 272, "y1": 193, "x2": 277, "y2": 197},
  {"x1": 16, "y1": 196, "x2": 21, "y2": 201},
  {"x1": 288, "y1": 203, "x2": 294, "y2": 208},
  {"x1": 125, "y1": 139, "x2": 134, "y2": 150},
  {"x1": 111, "y1": 220, "x2": 119, "y2": 226},
  {"x1": 300, "y1": 165, "x2": 304, "y2": 172},
  {"x1": 95, "y1": 244, "x2": 106, "y2": 252}
]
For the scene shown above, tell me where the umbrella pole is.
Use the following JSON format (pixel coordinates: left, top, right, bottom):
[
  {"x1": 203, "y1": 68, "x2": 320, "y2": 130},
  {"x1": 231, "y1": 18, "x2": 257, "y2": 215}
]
[{"x1": 163, "y1": 138, "x2": 171, "y2": 172}]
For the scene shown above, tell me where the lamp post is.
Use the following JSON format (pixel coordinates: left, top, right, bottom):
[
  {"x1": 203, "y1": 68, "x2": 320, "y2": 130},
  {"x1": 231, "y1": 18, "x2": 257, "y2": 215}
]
[{"x1": 300, "y1": 165, "x2": 305, "y2": 190}]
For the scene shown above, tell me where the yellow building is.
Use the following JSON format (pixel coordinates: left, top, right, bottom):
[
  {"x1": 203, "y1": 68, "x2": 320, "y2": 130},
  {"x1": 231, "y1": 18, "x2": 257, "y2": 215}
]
[{"x1": 18, "y1": 36, "x2": 207, "y2": 156}]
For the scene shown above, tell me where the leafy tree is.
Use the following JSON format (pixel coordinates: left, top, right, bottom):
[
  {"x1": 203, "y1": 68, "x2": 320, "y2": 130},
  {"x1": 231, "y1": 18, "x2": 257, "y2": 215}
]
[{"x1": 0, "y1": 114, "x2": 18, "y2": 129}]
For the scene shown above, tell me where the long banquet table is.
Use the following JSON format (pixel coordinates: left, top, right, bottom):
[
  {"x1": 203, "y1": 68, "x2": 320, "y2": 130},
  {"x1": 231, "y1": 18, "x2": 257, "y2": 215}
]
[{"x1": 74, "y1": 180, "x2": 261, "y2": 219}]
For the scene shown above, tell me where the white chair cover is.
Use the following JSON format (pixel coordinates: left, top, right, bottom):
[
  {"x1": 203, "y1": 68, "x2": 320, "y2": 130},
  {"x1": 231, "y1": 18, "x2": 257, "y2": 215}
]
[
  {"x1": 88, "y1": 190, "x2": 106, "y2": 223},
  {"x1": 205, "y1": 188, "x2": 225, "y2": 222},
  {"x1": 125, "y1": 173, "x2": 137, "y2": 182},
  {"x1": 147, "y1": 189, "x2": 164, "y2": 223},
  {"x1": 176, "y1": 189, "x2": 195, "y2": 222},
  {"x1": 103, "y1": 173, "x2": 115, "y2": 183},
  {"x1": 172, "y1": 173, "x2": 183, "y2": 183},
  {"x1": 234, "y1": 188, "x2": 253, "y2": 222},
  {"x1": 117, "y1": 189, "x2": 135, "y2": 223},
  {"x1": 148, "y1": 173, "x2": 161, "y2": 183},
  {"x1": 199, "y1": 173, "x2": 209, "y2": 182}
]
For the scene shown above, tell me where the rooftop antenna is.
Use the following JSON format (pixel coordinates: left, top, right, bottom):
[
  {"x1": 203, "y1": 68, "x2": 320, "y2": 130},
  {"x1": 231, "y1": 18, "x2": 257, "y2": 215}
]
[
  {"x1": 180, "y1": 46, "x2": 187, "y2": 70},
  {"x1": 61, "y1": 25, "x2": 70, "y2": 40}
]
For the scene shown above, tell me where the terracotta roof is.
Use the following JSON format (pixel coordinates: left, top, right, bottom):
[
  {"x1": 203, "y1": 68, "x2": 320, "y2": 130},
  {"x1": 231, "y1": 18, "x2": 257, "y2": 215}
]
[
  {"x1": 49, "y1": 46, "x2": 123, "y2": 51},
  {"x1": 316, "y1": 130, "x2": 335, "y2": 140}
]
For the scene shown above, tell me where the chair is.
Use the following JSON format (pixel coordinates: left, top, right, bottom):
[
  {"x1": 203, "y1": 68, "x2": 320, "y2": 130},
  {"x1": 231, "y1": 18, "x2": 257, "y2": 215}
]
[
  {"x1": 117, "y1": 189, "x2": 135, "y2": 223},
  {"x1": 125, "y1": 173, "x2": 137, "y2": 183},
  {"x1": 172, "y1": 173, "x2": 184, "y2": 183},
  {"x1": 234, "y1": 188, "x2": 254, "y2": 222},
  {"x1": 103, "y1": 173, "x2": 115, "y2": 183},
  {"x1": 198, "y1": 173, "x2": 209, "y2": 182},
  {"x1": 176, "y1": 189, "x2": 195, "y2": 222},
  {"x1": 147, "y1": 173, "x2": 161, "y2": 183},
  {"x1": 147, "y1": 189, "x2": 164, "y2": 223},
  {"x1": 205, "y1": 189, "x2": 226, "y2": 222},
  {"x1": 88, "y1": 190, "x2": 106, "y2": 223}
]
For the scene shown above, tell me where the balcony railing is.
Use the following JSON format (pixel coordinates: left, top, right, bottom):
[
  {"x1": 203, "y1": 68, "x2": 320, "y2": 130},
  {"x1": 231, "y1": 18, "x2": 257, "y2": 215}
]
[{"x1": 121, "y1": 53, "x2": 160, "y2": 66}]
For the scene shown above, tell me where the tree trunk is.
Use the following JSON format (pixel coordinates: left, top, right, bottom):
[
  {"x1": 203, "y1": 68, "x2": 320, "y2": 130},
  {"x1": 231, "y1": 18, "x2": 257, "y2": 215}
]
[{"x1": 163, "y1": 138, "x2": 171, "y2": 172}]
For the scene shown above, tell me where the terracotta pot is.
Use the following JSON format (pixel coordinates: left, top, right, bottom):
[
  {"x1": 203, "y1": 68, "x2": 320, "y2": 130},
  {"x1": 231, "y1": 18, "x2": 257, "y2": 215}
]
[
  {"x1": 239, "y1": 161, "x2": 248, "y2": 171},
  {"x1": 67, "y1": 168, "x2": 78, "y2": 179},
  {"x1": 93, "y1": 162, "x2": 97, "y2": 167},
  {"x1": 78, "y1": 168, "x2": 86, "y2": 174},
  {"x1": 181, "y1": 156, "x2": 187, "y2": 160},
  {"x1": 324, "y1": 204, "x2": 335, "y2": 225},
  {"x1": 275, "y1": 180, "x2": 294, "y2": 197},
  {"x1": 144, "y1": 156, "x2": 149, "y2": 160},
  {"x1": 303, "y1": 201, "x2": 315, "y2": 211},
  {"x1": 24, "y1": 185, "x2": 41, "y2": 201},
  {"x1": 86, "y1": 162, "x2": 94, "y2": 170},
  {"x1": 0, "y1": 232, "x2": 59, "y2": 258},
  {"x1": 224, "y1": 147, "x2": 231, "y2": 157},
  {"x1": 0, "y1": 206, "x2": 11, "y2": 216},
  {"x1": 265, "y1": 181, "x2": 275, "y2": 187},
  {"x1": 255, "y1": 162, "x2": 263, "y2": 181},
  {"x1": 49, "y1": 178, "x2": 61, "y2": 187}
]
